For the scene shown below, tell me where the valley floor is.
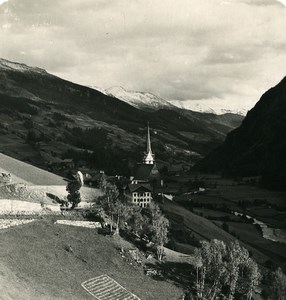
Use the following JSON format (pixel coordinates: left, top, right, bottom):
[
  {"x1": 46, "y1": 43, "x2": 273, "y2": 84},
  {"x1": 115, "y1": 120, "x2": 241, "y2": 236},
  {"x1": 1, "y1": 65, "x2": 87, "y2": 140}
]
[{"x1": 170, "y1": 175, "x2": 286, "y2": 270}]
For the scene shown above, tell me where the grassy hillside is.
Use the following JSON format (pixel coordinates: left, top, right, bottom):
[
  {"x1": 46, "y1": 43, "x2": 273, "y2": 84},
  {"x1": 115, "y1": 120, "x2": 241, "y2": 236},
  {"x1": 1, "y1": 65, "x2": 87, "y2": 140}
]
[
  {"x1": 0, "y1": 152, "x2": 66, "y2": 185},
  {"x1": 0, "y1": 218, "x2": 182, "y2": 300}
]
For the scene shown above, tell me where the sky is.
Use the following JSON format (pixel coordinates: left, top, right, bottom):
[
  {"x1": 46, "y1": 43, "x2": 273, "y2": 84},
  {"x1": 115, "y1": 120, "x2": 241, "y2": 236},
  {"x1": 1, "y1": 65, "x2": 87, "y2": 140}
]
[{"x1": 0, "y1": 0, "x2": 286, "y2": 113}]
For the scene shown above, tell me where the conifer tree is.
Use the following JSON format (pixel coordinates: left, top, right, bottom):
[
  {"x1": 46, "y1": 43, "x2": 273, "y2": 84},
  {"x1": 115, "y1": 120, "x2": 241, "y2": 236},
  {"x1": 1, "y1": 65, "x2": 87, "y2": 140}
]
[{"x1": 66, "y1": 179, "x2": 82, "y2": 209}]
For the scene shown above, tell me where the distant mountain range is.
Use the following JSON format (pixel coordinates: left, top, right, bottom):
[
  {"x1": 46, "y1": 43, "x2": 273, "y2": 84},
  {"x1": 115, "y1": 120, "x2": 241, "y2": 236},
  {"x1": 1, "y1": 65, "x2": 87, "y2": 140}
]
[
  {"x1": 195, "y1": 76, "x2": 286, "y2": 190},
  {"x1": 169, "y1": 99, "x2": 247, "y2": 116},
  {"x1": 94, "y1": 85, "x2": 247, "y2": 115},
  {"x1": 0, "y1": 57, "x2": 243, "y2": 176}
]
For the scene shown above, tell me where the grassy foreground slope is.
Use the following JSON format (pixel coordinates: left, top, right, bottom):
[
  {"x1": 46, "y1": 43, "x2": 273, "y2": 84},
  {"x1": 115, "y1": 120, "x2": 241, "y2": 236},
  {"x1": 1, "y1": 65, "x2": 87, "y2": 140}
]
[
  {"x1": 0, "y1": 152, "x2": 66, "y2": 185},
  {"x1": 0, "y1": 219, "x2": 182, "y2": 300}
]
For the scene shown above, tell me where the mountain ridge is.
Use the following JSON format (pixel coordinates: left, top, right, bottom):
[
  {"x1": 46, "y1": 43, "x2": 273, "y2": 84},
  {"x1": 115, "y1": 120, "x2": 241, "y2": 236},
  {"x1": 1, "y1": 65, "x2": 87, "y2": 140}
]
[
  {"x1": 97, "y1": 84, "x2": 247, "y2": 116},
  {"x1": 194, "y1": 76, "x2": 286, "y2": 190},
  {"x1": 0, "y1": 57, "x2": 243, "y2": 176},
  {"x1": 0, "y1": 58, "x2": 48, "y2": 75}
]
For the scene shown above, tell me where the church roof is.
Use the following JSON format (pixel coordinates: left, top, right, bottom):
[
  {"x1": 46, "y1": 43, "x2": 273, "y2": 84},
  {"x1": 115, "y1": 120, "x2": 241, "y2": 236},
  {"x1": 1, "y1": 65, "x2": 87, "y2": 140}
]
[{"x1": 134, "y1": 164, "x2": 157, "y2": 180}]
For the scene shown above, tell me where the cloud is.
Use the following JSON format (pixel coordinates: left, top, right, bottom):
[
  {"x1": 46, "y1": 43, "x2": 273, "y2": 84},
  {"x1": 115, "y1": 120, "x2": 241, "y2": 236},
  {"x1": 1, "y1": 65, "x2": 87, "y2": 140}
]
[
  {"x1": 277, "y1": 0, "x2": 286, "y2": 6},
  {"x1": 0, "y1": 0, "x2": 286, "y2": 112},
  {"x1": 233, "y1": 0, "x2": 280, "y2": 6}
]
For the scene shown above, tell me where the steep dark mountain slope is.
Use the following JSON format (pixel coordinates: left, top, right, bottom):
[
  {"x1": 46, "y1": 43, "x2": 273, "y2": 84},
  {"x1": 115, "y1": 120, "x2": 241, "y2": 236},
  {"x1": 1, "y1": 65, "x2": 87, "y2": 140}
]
[
  {"x1": 195, "y1": 77, "x2": 286, "y2": 189},
  {"x1": 0, "y1": 58, "x2": 242, "y2": 176}
]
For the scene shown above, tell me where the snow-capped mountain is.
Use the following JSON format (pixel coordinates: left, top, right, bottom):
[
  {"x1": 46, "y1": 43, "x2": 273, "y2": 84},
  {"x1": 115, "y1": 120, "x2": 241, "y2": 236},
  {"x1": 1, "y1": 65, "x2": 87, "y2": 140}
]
[
  {"x1": 94, "y1": 85, "x2": 246, "y2": 115},
  {"x1": 170, "y1": 100, "x2": 216, "y2": 114},
  {"x1": 169, "y1": 99, "x2": 247, "y2": 116},
  {"x1": 106, "y1": 86, "x2": 176, "y2": 111}
]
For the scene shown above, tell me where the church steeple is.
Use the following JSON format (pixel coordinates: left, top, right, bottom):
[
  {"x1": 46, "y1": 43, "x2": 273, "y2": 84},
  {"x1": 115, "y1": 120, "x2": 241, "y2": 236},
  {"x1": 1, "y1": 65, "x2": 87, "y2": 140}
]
[
  {"x1": 146, "y1": 122, "x2": 152, "y2": 153},
  {"x1": 144, "y1": 122, "x2": 155, "y2": 164}
]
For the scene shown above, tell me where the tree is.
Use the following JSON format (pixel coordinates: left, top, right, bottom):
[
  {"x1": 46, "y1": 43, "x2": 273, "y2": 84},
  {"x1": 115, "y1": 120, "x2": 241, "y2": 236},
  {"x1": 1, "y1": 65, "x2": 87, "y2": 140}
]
[
  {"x1": 237, "y1": 258, "x2": 261, "y2": 300},
  {"x1": 190, "y1": 240, "x2": 261, "y2": 300},
  {"x1": 66, "y1": 179, "x2": 82, "y2": 209},
  {"x1": 66, "y1": 171, "x2": 83, "y2": 209},
  {"x1": 97, "y1": 178, "x2": 119, "y2": 233},
  {"x1": 129, "y1": 206, "x2": 145, "y2": 235},
  {"x1": 148, "y1": 202, "x2": 162, "y2": 222},
  {"x1": 113, "y1": 201, "x2": 133, "y2": 235},
  {"x1": 151, "y1": 214, "x2": 169, "y2": 261},
  {"x1": 98, "y1": 178, "x2": 132, "y2": 235},
  {"x1": 269, "y1": 267, "x2": 286, "y2": 300},
  {"x1": 145, "y1": 203, "x2": 169, "y2": 261},
  {"x1": 225, "y1": 240, "x2": 249, "y2": 300},
  {"x1": 194, "y1": 239, "x2": 227, "y2": 299}
]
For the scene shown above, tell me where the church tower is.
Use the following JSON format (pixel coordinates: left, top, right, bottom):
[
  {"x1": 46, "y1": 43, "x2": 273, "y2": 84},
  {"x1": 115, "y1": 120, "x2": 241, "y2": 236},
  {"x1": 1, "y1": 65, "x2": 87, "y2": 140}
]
[
  {"x1": 125, "y1": 122, "x2": 161, "y2": 207},
  {"x1": 143, "y1": 122, "x2": 155, "y2": 165}
]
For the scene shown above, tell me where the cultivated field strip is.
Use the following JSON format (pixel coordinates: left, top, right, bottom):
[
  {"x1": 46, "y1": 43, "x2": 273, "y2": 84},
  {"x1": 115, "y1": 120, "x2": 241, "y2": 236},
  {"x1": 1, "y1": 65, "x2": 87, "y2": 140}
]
[
  {"x1": 82, "y1": 275, "x2": 141, "y2": 300},
  {"x1": 0, "y1": 219, "x2": 35, "y2": 230},
  {"x1": 55, "y1": 220, "x2": 102, "y2": 229}
]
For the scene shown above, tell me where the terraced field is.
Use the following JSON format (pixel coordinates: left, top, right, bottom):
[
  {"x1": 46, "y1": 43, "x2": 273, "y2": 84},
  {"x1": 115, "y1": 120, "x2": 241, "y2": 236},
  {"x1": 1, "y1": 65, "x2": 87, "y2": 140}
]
[{"x1": 82, "y1": 275, "x2": 140, "y2": 300}]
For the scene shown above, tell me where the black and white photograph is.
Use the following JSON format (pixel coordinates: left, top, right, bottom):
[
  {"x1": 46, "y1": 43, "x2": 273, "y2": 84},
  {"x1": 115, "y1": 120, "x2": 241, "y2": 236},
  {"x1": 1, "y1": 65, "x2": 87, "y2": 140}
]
[{"x1": 0, "y1": 0, "x2": 286, "y2": 299}]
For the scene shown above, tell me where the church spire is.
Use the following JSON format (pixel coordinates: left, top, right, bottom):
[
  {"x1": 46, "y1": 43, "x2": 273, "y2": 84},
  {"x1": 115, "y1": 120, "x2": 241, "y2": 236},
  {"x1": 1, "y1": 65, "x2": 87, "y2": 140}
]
[
  {"x1": 146, "y1": 121, "x2": 152, "y2": 153},
  {"x1": 144, "y1": 122, "x2": 155, "y2": 164}
]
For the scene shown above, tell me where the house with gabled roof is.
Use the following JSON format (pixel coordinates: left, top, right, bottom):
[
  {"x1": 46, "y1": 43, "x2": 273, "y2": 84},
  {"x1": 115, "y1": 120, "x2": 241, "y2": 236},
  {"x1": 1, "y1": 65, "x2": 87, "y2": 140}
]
[{"x1": 125, "y1": 183, "x2": 152, "y2": 208}]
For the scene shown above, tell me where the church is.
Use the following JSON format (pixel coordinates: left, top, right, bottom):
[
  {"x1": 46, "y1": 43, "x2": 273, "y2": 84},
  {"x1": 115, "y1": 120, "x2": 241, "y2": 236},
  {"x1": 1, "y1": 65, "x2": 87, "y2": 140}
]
[{"x1": 125, "y1": 123, "x2": 161, "y2": 208}]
